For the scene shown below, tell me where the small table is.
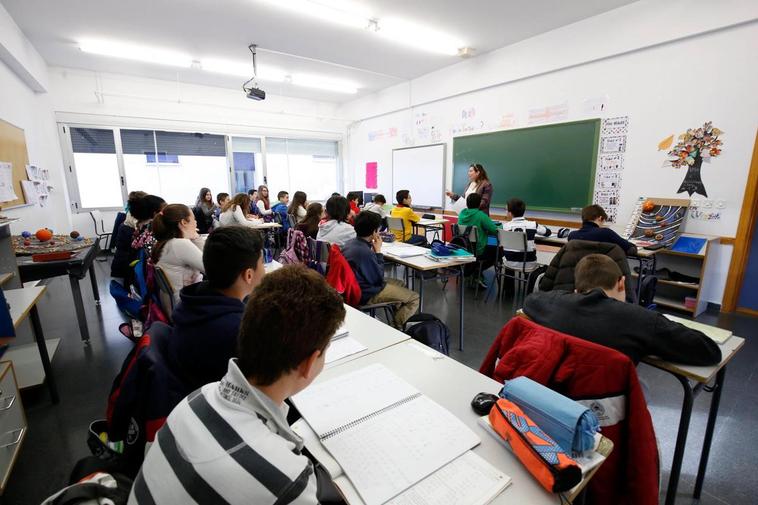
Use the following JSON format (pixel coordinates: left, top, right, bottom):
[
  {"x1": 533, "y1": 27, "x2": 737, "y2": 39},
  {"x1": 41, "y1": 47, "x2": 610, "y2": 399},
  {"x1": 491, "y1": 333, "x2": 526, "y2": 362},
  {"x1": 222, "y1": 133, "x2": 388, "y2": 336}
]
[
  {"x1": 642, "y1": 334, "x2": 745, "y2": 505},
  {"x1": 3, "y1": 286, "x2": 58, "y2": 403},
  {"x1": 381, "y1": 242, "x2": 476, "y2": 350},
  {"x1": 16, "y1": 243, "x2": 100, "y2": 343},
  {"x1": 413, "y1": 218, "x2": 446, "y2": 242}
]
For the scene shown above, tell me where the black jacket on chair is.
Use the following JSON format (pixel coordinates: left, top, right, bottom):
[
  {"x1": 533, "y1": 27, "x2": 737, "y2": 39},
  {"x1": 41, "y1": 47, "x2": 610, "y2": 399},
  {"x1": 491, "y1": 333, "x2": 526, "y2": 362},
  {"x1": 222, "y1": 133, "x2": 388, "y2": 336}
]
[{"x1": 538, "y1": 239, "x2": 636, "y2": 302}]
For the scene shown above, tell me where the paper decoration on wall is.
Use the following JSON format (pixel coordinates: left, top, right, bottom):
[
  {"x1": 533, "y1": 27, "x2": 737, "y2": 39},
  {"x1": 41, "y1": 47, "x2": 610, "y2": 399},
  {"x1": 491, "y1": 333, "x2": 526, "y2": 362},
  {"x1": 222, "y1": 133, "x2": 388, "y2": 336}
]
[
  {"x1": 499, "y1": 113, "x2": 517, "y2": 129},
  {"x1": 657, "y1": 135, "x2": 674, "y2": 151},
  {"x1": 527, "y1": 102, "x2": 569, "y2": 125},
  {"x1": 593, "y1": 117, "x2": 629, "y2": 223},
  {"x1": 365, "y1": 162, "x2": 378, "y2": 189},
  {"x1": 23, "y1": 164, "x2": 52, "y2": 207},
  {"x1": 368, "y1": 127, "x2": 398, "y2": 142},
  {"x1": 450, "y1": 107, "x2": 486, "y2": 136},
  {"x1": 0, "y1": 162, "x2": 18, "y2": 202},
  {"x1": 688, "y1": 198, "x2": 724, "y2": 221},
  {"x1": 661, "y1": 121, "x2": 724, "y2": 197},
  {"x1": 625, "y1": 197, "x2": 689, "y2": 247}
]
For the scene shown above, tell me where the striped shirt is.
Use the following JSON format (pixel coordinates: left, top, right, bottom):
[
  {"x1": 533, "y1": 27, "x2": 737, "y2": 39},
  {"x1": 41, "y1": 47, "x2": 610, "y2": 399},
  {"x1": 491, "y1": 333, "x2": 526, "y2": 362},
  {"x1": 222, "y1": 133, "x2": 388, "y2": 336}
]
[
  {"x1": 129, "y1": 359, "x2": 317, "y2": 505},
  {"x1": 501, "y1": 217, "x2": 551, "y2": 268}
]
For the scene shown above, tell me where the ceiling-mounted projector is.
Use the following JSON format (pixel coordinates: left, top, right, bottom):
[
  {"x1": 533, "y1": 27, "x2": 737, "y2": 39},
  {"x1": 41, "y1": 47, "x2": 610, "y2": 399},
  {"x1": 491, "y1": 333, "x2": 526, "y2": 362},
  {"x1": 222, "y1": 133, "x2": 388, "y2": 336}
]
[{"x1": 242, "y1": 44, "x2": 266, "y2": 101}]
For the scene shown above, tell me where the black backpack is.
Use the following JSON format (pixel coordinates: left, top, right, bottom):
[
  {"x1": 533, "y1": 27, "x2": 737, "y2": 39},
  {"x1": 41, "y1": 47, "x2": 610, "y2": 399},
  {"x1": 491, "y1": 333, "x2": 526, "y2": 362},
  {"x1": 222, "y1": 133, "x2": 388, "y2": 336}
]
[
  {"x1": 403, "y1": 313, "x2": 451, "y2": 356},
  {"x1": 449, "y1": 225, "x2": 479, "y2": 276}
]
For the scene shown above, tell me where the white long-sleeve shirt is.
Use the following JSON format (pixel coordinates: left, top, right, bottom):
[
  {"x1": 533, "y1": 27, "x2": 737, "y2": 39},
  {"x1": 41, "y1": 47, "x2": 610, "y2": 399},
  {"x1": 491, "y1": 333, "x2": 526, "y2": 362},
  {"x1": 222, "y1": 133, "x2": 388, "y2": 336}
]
[
  {"x1": 156, "y1": 238, "x2": 205, "y2": 301},
  {"x1": 219, "y1": 206, "x2": 263, "y2": 228},
  {"x1": 257, "y1": 200, "x2": 273, "y2": 216}
]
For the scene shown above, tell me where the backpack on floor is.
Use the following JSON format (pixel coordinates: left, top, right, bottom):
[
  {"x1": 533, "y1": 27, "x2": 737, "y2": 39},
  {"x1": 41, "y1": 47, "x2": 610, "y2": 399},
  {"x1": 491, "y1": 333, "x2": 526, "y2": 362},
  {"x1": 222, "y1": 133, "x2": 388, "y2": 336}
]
[
  {"x1": 403, "y1": 313, "x2": 450, "y2": 356},
  {"x1": 40, "y1": 455, "x2": 133, "y2": 505}
]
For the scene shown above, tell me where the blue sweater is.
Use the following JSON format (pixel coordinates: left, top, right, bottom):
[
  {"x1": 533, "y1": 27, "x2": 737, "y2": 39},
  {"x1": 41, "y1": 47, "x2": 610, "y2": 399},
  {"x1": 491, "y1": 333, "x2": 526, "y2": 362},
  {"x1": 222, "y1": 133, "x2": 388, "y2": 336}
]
[
  {"x1": 168, "y1": 282, "x2": 245, "y2": 391},
  {"x1": 568, "y1": 221, "x2": 636, "y2": 254},
  {"x1": 341, "y1": 238, "x2": 385, "y2": 304}
]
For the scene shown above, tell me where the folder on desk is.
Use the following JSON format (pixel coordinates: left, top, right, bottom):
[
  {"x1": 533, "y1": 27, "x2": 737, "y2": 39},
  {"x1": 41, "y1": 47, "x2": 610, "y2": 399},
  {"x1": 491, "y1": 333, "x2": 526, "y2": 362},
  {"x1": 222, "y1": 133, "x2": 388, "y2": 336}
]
[
  {"x1": 292, "y1": 364, "x2": 486, "y2": 504},
  {"x1": 663, "y1": 314, "x2": 732, "y2": 344}
]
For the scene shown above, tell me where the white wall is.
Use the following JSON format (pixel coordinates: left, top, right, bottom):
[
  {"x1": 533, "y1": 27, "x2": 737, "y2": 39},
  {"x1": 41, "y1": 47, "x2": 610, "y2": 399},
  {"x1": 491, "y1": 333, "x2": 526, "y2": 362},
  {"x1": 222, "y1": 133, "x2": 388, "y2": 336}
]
[
  {"x1": 0, "y1": 4, "x2": 72, "y2": 235},
  {"x1": 339, "y1": 0, "x2": 758, "y2": 304}
]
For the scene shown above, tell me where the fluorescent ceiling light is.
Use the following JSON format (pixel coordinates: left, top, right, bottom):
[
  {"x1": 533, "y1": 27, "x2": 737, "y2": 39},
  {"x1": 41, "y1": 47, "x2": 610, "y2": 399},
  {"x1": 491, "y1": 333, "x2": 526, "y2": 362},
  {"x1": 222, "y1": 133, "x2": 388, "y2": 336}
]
[
  {"x1": 202, "y1": 58, "x2": 287, "y2": 82},
  {"x1": 291, "y1": 74, "x2": 358, "y2": 94},
  {"x1": 79, "y1": 38, "x2": 193, "y2": 67},
  {"x1": 257, "y1": 0, "x2": 370, "y2": 29},
  {"x1": 377, "y1": 18, "x2": 463, "y2": 56}
]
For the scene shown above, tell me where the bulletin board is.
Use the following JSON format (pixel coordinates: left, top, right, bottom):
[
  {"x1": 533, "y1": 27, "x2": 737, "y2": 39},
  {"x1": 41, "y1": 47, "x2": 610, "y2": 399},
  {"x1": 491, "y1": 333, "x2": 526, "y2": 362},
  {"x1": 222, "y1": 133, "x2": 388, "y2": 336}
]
[{"x1": 0, "y1": 118, "x2": 30, "y2": 208}]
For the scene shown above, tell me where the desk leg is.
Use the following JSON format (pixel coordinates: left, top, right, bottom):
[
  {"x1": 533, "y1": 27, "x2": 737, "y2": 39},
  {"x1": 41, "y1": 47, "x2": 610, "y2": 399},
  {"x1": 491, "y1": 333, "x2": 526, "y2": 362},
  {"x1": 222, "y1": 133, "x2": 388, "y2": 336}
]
[
  {"x1": 418, "y1": 271, "x2": 425, "y2": 313},
  {"x1": 665, "y1": 375, "x2": 695, "y2": 505},
  {"x1": 29, "y1": 306, "x2": 59, "y2": 404},
  {"x1": 88, "y1": 263, "x2": 101, "y2": 305},
  {"x1": 693, "y1": 367, "x2": 726, "y2": 498},
  {"x1": 458, "y1": 264, "x2": 464, "y2": 351},
  {"x1": 69, "y1": 275, "x2": 91, "y2": 344}
]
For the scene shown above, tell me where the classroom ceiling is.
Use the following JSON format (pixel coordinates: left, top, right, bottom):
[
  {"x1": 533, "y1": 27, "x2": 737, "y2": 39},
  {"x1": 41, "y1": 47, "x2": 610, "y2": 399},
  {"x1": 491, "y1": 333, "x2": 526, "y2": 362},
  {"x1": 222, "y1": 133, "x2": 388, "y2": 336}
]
[{"x1": 4, "y1": 0, "x2": 639, "y2": 103}]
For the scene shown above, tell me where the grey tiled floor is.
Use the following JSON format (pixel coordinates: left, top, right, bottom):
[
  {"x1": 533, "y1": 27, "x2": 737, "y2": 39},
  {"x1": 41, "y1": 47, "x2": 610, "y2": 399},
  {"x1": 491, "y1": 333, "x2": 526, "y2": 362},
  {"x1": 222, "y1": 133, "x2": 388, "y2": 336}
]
[{"x1": 4, "y1": 260, "x2": 756, "y2": 504}]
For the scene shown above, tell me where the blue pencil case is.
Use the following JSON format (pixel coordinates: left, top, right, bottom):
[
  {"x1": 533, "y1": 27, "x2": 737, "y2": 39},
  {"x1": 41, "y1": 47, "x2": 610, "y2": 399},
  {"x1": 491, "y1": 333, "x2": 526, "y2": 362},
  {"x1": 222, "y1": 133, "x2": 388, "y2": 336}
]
[{"x1": 500, "y1": 376, "x2": 599, "y2": 454}]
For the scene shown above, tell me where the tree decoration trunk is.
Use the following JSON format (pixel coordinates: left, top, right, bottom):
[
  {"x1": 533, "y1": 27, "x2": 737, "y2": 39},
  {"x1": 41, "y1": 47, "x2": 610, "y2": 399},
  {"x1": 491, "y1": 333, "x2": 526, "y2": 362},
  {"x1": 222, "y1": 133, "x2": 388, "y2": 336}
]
[{"x1": 677, "y1": 155, "x2": 707, "y2": 197}]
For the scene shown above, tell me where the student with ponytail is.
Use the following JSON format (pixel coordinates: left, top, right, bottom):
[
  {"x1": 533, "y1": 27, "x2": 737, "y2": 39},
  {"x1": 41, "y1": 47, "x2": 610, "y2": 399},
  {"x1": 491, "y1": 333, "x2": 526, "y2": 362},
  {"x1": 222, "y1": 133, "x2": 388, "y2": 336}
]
[{"x1": 152, "y1": 204, "x2": 206, "y2": 301}]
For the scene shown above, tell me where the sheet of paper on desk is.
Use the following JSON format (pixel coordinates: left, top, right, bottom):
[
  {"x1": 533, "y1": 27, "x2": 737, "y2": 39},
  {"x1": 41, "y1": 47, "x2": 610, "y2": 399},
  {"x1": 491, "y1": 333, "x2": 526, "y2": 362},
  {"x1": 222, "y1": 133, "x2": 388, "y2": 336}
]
[
  {"x1": 325, "y1": 336, "x2": 366, "y2": 364},
  {"x1": 386, "y1": 451, "x2": 511, "y2": 505},
  {"x1": 663, "y1": 314, "x2": 732, "y2": 344}
]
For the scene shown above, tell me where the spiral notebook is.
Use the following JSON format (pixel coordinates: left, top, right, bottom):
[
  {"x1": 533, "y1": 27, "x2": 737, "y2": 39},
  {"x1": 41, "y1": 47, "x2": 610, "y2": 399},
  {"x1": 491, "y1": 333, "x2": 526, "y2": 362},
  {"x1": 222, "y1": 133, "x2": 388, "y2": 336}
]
[{"x1": 292, "y1": 364, "x2": 481, "y2": 505}]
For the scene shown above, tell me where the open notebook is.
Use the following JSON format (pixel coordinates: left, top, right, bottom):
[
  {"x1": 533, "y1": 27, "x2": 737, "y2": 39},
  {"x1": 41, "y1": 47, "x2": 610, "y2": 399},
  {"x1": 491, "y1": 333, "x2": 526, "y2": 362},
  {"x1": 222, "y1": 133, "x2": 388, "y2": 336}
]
[
  {"x1": 292, "y1": 364, "x2": 484, "y2": 505},
  {"x1": 325, "y1": 325, "x2": 367, "y2": 365},
  {"x1": 664, "y1": 314, "x2": 732, "y2": 344}
]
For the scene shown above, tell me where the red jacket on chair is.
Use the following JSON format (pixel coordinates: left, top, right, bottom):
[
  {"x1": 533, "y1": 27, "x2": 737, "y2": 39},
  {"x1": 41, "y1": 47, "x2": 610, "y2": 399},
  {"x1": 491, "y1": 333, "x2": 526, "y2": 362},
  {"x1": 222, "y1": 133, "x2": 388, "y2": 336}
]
[
  {"x1": 325, "y1": 243, "x2": 362, "y2": 307},
  {"x1": 479, "y1": 317, "x2": 659, "y2": 505}
]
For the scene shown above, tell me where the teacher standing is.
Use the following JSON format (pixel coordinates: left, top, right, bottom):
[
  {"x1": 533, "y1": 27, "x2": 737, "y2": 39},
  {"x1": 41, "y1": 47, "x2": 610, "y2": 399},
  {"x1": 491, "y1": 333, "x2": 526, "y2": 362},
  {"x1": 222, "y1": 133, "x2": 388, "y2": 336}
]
[{"x1": 445, "y1": 163, "x2": 494, "y2": 215}]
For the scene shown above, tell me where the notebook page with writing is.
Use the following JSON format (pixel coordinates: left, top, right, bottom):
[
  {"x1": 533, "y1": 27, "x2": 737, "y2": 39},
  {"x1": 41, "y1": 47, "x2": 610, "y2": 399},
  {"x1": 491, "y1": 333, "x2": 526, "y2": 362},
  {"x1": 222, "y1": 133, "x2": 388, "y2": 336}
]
[
  {"x1": 387, "y1": 451, "x2": 510, "y2": 505},
  {"x1": 292, "y1": 363, "x2": 419, "y2": 437},
  {"x1": 323, "y1": 395, "x2": 480, "y2": 505}
]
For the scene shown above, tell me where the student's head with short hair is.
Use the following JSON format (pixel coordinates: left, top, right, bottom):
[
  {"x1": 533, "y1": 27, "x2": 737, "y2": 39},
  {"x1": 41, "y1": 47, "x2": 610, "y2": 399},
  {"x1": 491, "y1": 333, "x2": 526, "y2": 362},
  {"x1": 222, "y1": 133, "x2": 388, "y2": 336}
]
[
  {"x1": 216, "y1": 192, "x2": 230, "y2": 207},
  {"x1": 373, "y1": 194, "x2": 386, "y2": 205},
  {"x1": 466, "y1": 193, "x2": 482, "y2": 210},
  {"x1": 203, "y1": 226, "x2": 264, "y2": 299},
  {"x1": 277, "y1": 191, "x2": 289, "y2": 204},
  {"x1": 346, "y1": 191, "x2": 360, "y2": 203},
  {"x1": 237, "y1": 265, "x2": 346, "y2": 389},
  {"x1": 331, "y1": 192, "x2": 341, "y2": 198},
  {"x1": 354, "y1": 210, "x2": 382, "y2": 238},
  {"x1": 396, "y1": 190, "x2": 411, "y2": 206},
  {"x1": 325, "y1": 195, "x2": 350, "y2": 222},
  {"x1": 126, "y1": 191, "x2": 147, "y2": 212},
  {"x1": 582, "y1": 204, "x2": 608, "y2": 224},
  {"x1": 575, "y1": 254, "x2": 625, "y2": 302},
  {"x1": 507, "y1": 198, "x2": 526, "y2": 218}
]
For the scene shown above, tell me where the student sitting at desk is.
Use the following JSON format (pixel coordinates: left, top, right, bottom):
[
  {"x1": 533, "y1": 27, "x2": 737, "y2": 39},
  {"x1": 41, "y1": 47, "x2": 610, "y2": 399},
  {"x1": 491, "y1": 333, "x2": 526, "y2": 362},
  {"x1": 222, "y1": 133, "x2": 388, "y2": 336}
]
[
  {"x1": 390, "y1": 190, "x2": 427, "y2": 246},
  {"x1": 219, "y1": 193, "x2": 263, "y2": 228},
  {"x1": 131, "y1": 265, "x2": 346, "y2": 505},
  {"x1": 317, "y1": 195, "x2": 356, "y2": 247},
  {"x1": 152, "y1": 204, "x2": 206, "y2": 302},
  {"x1": 457, "y1": 193, "x2": 499, "y2": 272},
  {"x1": 215, "y1": 192, "x2": 229, "y2": 221},
  {"x1": 500, "y1": 197, "x2": 551, "y2": 270},
  {"x1": 523, "y1": 254, "x2": 721, "y2": 365},
  {"x1": 168, "y1": 226, "x2": 265, "y2": 392},
  {"x1": 363, "y1": 194, "x2": 388, "y2": 218},
  {"x1": 569, "y1": 204, "x2": 637, "y2": 255},
  {"x1": 342, "y1": 212, "x2": 420, "y2": 329},
  {"x1": 297, "y1": 202, "x2": 324, "y2": 240},
  {"x1": 271, "y1": 190, "x2": 290, "y2": 230}
]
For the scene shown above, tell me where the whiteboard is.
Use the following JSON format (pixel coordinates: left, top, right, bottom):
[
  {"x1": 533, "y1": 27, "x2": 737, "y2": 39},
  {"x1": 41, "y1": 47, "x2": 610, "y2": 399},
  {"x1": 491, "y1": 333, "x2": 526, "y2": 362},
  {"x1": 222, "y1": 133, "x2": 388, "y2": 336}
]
[{"x1": 392, "y1": 144, "x2": 445, "y2": 208}]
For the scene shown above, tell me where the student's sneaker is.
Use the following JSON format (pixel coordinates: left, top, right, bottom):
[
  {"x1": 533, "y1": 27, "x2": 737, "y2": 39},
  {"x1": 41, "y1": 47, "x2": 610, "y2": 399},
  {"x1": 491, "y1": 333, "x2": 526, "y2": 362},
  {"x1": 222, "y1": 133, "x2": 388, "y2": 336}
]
[{"x1": 477, "y1": 277, "x2": 488, "y2": 289}]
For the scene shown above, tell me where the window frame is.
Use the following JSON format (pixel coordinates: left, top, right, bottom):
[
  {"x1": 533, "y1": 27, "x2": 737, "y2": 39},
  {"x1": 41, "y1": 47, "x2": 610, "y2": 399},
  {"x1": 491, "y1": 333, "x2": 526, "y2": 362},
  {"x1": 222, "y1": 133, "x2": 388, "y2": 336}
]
[{"x1": 59, "y1": 123, "x2": 341, "y2": 213}]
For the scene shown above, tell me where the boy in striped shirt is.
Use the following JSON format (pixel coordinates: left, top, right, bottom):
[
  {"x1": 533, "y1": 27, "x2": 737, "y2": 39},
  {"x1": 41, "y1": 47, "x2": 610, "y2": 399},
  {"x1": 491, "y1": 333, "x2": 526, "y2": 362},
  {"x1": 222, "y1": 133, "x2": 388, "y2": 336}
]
[{"x1": 129, "y1": 265, "x2": 346, "y2": 505}]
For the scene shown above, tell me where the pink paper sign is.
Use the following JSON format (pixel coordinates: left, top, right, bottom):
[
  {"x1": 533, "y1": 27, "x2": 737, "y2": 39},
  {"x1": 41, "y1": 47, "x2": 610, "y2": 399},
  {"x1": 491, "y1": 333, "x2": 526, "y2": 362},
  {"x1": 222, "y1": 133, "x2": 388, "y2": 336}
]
[{"x1": 365, "y1": 162, "x2": 378, "y2": 189}]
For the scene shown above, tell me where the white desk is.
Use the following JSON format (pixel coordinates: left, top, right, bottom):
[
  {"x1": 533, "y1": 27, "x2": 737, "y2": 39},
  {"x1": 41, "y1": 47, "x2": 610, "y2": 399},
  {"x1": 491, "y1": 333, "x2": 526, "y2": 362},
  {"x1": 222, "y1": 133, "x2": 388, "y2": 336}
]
[
  {"x1": 326, "y1": 306, "x2": 410, "y2": 369},
  {"x1": 413, "y1": 218, "x2": 446, "y2": 241},
  {"x1": 295, "y1": 340, "x2": 557, "y2": 505},
  {"x1": 381, "y1": 242, "x2": 476, "y2": 350},
  {"x1": 642, "y1": 333, "x2": 745, "y2": 505},
  {"x1": 250, "y1": 222, "x2": 282, "y2": 230},
  {"x1": 2, "y1": 286, "x2": 58, "y2": 402},
  {"x1": 263, "y1": 260, "x2": 283, "y2": 273}
]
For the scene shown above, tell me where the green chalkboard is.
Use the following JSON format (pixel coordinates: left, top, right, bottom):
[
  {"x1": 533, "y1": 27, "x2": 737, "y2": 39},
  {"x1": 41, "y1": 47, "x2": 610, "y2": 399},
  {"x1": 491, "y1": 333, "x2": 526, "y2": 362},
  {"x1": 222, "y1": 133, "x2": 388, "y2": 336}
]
[{"x1": 452, "y1": 119, "x2": 600, "y2": 213}]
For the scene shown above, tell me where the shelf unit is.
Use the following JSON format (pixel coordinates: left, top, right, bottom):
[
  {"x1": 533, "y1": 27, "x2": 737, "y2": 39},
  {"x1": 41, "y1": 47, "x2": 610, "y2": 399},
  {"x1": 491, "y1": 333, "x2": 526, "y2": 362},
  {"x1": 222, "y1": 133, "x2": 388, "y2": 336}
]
[{"x1": 642, "y1": 234, "x2": 719, "y2": 317}]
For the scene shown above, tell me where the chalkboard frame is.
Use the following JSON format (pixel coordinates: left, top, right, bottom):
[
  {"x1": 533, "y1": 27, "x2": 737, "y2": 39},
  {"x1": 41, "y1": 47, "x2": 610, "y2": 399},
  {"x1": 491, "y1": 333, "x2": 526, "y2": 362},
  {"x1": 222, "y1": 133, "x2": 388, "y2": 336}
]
[{"x1": 452, "y1": 119, "x2": 601, "y2": 213}]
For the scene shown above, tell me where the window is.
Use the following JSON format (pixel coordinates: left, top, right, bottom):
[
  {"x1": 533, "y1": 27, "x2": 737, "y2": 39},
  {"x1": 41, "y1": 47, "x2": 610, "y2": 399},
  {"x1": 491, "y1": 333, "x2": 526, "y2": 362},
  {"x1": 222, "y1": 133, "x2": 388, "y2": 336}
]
[
  {"x1": 121, "y1": 129, "x2": 228, "y2": 205},
  {"x1": 231, "y1": 137, "x2": 262, "y2": 195},
  {"x1": 69, "y1": 128, "x2": 122, "y2": 208},
  {"x1": 265, "y1": 138, "x2": 338, "y2": 201}
]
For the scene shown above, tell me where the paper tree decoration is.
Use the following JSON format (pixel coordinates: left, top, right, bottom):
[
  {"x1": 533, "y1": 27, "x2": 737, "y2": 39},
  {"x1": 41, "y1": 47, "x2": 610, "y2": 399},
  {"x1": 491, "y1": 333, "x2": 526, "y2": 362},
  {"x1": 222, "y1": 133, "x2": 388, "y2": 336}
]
[{"x1": 662, "y1": 121, "x2": 724, "y2": 197}]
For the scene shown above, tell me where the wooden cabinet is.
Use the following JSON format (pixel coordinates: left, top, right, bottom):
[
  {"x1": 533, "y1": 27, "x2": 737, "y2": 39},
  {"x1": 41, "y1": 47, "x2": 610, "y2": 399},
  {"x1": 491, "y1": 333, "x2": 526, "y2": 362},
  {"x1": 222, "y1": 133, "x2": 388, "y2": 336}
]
[{"x1": 0, "y1": 362, "x2": 26, "y2": 494}]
